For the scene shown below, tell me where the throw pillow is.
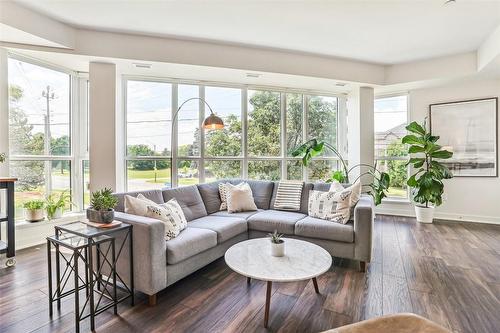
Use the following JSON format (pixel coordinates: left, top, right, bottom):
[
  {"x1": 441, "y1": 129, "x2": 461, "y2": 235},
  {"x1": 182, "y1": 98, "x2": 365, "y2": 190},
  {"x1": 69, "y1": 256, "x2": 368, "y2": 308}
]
[
  {"x1": 145, "y1": 198, "x2": 187, "y2": 240},
  {"x1": 329, "y1": 179, "x2": 362, "y2": 208},
  {"x1": 226, "y1": 182, "x2": 258, "y2": 213},
  {"x1": 124, "y1": 194, "x2": 157, "y2": 216},
  {"x1": 308, "y1": 189, "x2": 352, "y2": 224},
  {"x1": 273, "y1": 181, "x2": 303, "y2": 211},
  {"x1": 219, "y1": 182, "x2": 246, "y2": 211}
]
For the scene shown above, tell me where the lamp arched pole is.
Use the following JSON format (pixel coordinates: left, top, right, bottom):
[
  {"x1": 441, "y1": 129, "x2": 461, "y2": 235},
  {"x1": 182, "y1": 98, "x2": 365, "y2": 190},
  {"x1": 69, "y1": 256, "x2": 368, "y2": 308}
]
[{"x1": 170, "y1": 97, "x2": 218, "y2": 188}]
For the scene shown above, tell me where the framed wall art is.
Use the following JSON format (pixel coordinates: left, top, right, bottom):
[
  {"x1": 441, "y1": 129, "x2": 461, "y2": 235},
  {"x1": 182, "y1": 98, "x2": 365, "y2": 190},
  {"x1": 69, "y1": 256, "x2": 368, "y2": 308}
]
[{"x1": 429, "y1": 97, "x2": 498, "y2": 177}]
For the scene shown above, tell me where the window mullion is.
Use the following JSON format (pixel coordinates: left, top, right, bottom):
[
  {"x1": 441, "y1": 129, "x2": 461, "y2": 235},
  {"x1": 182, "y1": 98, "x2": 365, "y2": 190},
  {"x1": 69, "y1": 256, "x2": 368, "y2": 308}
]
[
  {"x1": 172, "y1": 84, "x2": 178, "y2": 188},
  {"x1": 199, "y1": 85, "x2": 205, "y2": 184},
  {"x1": 280, "y1": 93, "x2": 286, "y2": 180},
  {"x1": 303, "y1": 94, "x2": 309, "y2": 182},
  {"x1": 242, "y1": 88, "x2": 248, "y2": 179}
]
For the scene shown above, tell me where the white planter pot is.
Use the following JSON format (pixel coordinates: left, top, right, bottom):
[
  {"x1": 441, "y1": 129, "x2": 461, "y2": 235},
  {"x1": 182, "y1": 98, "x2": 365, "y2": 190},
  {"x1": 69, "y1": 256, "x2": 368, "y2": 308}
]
[
  {"x1": 270, "y1": 241, "x2": 285, "y2": 257},
  {"x1": 415, "y1": 205, "x2": 435, "y2": 224},
  {"x1": 24, "y1": 208, "x2": 45, "y2": 222},
  {"x1": 48, "y1": 207, "x2": 63, "y2": 220}
]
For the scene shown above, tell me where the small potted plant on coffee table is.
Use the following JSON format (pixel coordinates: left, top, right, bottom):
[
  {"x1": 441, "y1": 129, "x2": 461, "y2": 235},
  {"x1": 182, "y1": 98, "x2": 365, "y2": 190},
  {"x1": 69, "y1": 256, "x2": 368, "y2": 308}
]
[
  {"x1": 24, "y1": 199, "x2": 45, "y2": 222},
  {"x1": 268, "y1": 230, "x2": 285, "y2": 257},
  {"x1": 46, "y1": 190, "x2": 72, "y2": 220},
  {"x1": 87, "y1": 188, "x2": 118, "y2": 223}
]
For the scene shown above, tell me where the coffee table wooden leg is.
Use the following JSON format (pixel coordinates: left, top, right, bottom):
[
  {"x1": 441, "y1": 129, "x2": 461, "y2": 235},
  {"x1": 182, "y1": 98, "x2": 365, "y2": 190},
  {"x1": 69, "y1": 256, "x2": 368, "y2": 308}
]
[
  {"x1": 312, "y1": 277, "x2": 319, "y2": 294},
  {"x1": 264, "y1": 281, "x2": 272, "y2": 328}
]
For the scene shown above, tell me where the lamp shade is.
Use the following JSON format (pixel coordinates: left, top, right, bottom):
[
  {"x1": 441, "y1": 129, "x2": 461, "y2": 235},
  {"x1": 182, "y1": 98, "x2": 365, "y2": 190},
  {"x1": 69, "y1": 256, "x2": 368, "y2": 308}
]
[{"x1": 203, "y1": 113, "x2": 224, "y2": 130}]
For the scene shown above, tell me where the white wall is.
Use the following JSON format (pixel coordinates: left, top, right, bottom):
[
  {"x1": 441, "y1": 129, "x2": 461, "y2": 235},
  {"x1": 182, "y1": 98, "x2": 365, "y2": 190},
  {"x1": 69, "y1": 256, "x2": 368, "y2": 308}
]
[{"x1": 378, "y1": 78, "x2": 500, "y2": 224}]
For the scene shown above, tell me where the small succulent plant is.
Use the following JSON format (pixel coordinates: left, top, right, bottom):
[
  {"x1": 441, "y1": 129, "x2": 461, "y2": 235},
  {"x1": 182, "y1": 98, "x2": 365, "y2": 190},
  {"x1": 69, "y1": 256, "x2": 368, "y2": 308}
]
[
  {"x1": 90, "y1": 188, "x2": 118, "y2": 211},
  {"x1": 268, "y1": 230, "x2": 284, "y2": 244}
]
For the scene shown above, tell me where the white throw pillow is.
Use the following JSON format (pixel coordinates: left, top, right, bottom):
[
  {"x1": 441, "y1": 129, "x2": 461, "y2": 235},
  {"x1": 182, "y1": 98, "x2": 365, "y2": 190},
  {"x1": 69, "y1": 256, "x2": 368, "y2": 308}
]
[
  {"x1": 226, "y1": 182, "x2": 258, "y2": 213},
  {"x1": 219, "y1": 182, "x2": 246, "y2": 211},
  {"x1": 329, "y1": 180, "x2": 362, "y2": 208},
  {"x1": 145, "y1": 198, "x2": 187, "y2": 240},
  {"x1": 124, "y1": 194, "x2": 157, "y2": 216},
  {"x1": 308, "y1": 189, "x2": 352, "y2": 224}
]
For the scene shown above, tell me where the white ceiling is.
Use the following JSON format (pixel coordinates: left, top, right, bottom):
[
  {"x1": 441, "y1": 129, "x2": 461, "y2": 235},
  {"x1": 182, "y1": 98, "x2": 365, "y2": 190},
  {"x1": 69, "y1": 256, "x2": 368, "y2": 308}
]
[{"x1": 14, "y1": 0, "x2": 500, "y2": 65}]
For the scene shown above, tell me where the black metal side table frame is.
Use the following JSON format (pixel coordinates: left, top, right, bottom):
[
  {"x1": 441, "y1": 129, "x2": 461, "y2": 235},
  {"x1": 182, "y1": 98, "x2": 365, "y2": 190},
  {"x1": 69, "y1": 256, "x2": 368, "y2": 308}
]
[{"x1": 47, "y1": 222, "x2": 134, "y2": 333}]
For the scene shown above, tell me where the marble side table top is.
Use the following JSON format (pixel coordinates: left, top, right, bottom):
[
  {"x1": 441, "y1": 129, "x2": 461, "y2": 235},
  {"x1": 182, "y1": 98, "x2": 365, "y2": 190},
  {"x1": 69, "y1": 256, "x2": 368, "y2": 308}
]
[{"x1": 224, "y1": 238, "x2": 332, "y2": 282}]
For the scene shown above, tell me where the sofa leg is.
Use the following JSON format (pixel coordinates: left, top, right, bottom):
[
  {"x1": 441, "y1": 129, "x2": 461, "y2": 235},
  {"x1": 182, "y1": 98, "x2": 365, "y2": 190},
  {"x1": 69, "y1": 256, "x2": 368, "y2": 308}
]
[
  {"x1": 360, "y1": 261, "x2": 367, "y2": 272},
  {"x1": 148, "y1": 294, "x2": 157, "y2": 306}
]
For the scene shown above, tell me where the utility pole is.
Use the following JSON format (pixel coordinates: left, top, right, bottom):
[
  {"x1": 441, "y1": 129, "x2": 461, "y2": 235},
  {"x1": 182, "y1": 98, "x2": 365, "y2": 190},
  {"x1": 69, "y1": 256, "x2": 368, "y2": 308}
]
[{"x1": 42, "y1": 86, "x2": 56, "y2": 195}]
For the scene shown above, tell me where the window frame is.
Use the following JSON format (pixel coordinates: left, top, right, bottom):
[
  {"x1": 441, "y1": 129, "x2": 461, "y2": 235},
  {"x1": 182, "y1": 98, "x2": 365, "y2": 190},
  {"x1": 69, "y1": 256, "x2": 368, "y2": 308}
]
[
  {"x1": 374, "y1": 93, "x2": 410, "y2": 202},
  {"x1": 7, "y1": 52, "x2": 89, "y2": 217},
  {"x1": 123, "y1": 75, "x2": 346, "y2": 190}
]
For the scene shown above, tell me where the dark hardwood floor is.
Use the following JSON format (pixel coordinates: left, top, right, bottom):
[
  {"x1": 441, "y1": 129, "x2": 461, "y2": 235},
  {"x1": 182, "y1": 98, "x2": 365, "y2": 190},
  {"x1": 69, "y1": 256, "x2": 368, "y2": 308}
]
[{"x1": 1, "y1": 215, "x2": 500, "y2": 333}]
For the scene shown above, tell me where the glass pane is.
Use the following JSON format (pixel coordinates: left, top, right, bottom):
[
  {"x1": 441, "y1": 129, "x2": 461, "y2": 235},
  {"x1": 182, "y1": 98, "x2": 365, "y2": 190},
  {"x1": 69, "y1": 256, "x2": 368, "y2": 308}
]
[
  {"x1": 307, "y1": 160, "x2": 338, "y2": 182},
  {"x1": 374, "y1": 95, "x2": 408, "y2": 158},
  {"x1": 8, "y1": 58, "x2": 71, "y2": 156},
  {"x1": 286, "y1": 93, "x2": 303, "y2": 156},
  {"x1": 177, "y1": 160, "x2": 199, "y2": 187},
  {"x1": 247, "y1": 90, "x2": 281, "y2": 157},
  {"x1": 205, "y1": 86, "x2": 242, "y2": 157},
  {"x1": 248, "y1": 160, "x2": 281, "y2": 181},
  {"x1": 83, "y1": 160, "x2": 90, "y2": 207},
  {"x1": 376, "y1": 159, "x2": 408, "y2": 198},
  {"x1": 127, "y1": 159, "x2": 171, "y2": 191},
  {"x1": 178, "y1": 85, "x2": 200, "y2": 157},
  {"x1": 204, "y1": 160, "x2": 241, "y2": 182},
  {"x1": 127, "y1": 80, "x2": 171, "y2": 157},
  {"x1": 286, "y1": 160, "x2": 303, "y2": 180},
  {"x1": 307, "y1": 95, "x2": 338, "y2": 156},
  {"x1": 10, "y1": 160, "x2": 72, "y2": 220}
]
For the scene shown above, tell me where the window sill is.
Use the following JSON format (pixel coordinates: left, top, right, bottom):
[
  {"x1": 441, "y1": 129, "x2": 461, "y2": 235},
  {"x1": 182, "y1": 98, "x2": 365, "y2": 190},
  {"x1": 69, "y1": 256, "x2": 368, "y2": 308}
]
[
  {"x1": 16, "y1": 212, "x2": 85, "y2": 230},
  {"x1": 382, "y1": 197, "x2": 411, "y2": 204}
]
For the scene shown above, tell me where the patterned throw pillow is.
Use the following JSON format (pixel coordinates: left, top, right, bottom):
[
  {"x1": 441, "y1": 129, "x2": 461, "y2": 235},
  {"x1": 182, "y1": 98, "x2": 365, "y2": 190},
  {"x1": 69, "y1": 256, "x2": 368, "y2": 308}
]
[
  {"x1": 308, "y1": 189, "x2": 352, "y2": 224},
  {"x1": 145, "y1": 198, "x2": 187, "y2": 240},
  {"x1": 218, "y1": 183, "x2": 229, "y2": 210}
]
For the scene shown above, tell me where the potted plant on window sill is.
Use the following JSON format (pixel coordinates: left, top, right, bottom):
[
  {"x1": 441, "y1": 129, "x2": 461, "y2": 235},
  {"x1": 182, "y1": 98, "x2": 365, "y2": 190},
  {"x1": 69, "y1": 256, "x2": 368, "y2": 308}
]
[
  {"x1": 268, "y1": 230, "x2": 285, "y2": 257},
  {"x1": 402, "y1": 120, "x2": 453, "y2": 223},
  {"x1": 46, "y1": 190, "x2": 73, "y2": 220},
  {"x1": 24, "y1": 200, "x2": 45, "y2": 222},
  {"x1": 86, "y1": 188, "x2": 118, "y2": 223}
]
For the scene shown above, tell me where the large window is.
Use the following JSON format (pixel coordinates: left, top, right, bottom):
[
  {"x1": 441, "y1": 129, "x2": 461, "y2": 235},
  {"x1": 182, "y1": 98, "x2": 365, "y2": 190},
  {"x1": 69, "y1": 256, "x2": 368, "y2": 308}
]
[
  {"x1": 374, "y1": 95, "x2": 409, "y2": 199},
  {"x1": 124, "y1": 78, "x2": 343, "y2": 189},
  {"x1": 7, "y1": 56, "x2": 87, "y2": 219}
]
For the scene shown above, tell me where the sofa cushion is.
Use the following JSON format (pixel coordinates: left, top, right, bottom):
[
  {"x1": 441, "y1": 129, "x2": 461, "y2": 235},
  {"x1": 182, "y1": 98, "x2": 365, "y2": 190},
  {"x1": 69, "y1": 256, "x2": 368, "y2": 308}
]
[
  {"x1": 113, "y1": 189, "x2": 164, "y2": 213},
  {"x1": 295, "y1": 216, "x2": 354, "y2": 243},
  {"x1": 226, "y1": 179, "x2": 274, "y2": 210},
  {"x1": 166, "y1": 227, "x2": 217, "y2": 264},
  {"x1": 162, "y1": 185, "x2": 207, "y2": 221},
  {"x1": 247, "y1": 210, "x2": 306, "y2": 234},
  {"x1": 197, "y1": 181, "x2": 224, "y2": 214},
  {"x1": 188, "y1": 216, "x2": 247, "y2": 243},
  {"x1": 210, "y1": 210, "x2": 262, "y2": 219}
]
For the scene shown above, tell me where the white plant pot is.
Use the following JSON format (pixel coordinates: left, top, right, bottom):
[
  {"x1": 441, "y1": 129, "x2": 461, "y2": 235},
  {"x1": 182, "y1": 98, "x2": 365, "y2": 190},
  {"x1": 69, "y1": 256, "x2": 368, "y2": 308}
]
[
  {"x1": 48, "y1": 207, "x2": 63, "y2": 220},
  {"x1": 24, "y1": 208, "x2": 45, "y2": 222},
  {"x1": 271, "y1": 241, "x2": 285, "y2": 257},
  {"x1": 415, "y1": 205, "x2": 435, "y2": 224}
]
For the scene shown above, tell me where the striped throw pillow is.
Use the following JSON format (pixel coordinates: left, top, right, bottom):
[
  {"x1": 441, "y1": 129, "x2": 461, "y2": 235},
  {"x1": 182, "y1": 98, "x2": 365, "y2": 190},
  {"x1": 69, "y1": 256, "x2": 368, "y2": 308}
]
[{"x1": 273, "y1": 181, "x2": 303, "y2": 211}]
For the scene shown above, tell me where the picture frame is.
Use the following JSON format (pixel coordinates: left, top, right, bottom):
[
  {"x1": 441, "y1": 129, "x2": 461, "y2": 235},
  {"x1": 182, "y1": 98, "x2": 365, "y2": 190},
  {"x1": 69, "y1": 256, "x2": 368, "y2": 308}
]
[{"x1": 429, "y1": 97, "x2": 498, "y2": 177}]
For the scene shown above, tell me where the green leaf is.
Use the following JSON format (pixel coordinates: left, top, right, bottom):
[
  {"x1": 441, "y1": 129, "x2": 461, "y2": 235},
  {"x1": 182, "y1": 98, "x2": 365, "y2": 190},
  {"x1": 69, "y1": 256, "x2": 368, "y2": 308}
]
[
  {"x1": 431, "y1": 150, "x2": 453, "y2": 159},
  {"x1": 408, "y1": 145, "x2": 425, "y2": 153},
  {"x1": 402, "y1": 135, "x2": 424, "y2": 145},
  {"x1": 406, "y1": 121, "x2": 426, "y2": 135},
  {"x1": 407, "y1": 174, "x2": 418, "y2": 187}
]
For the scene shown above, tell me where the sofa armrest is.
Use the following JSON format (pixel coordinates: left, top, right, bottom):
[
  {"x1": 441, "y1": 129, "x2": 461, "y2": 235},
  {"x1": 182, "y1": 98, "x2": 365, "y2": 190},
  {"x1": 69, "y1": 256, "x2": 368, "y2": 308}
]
[
  {"x1": 353, "y1": 195, "x2": 374, "y2": 262},
  {"x1": 114, "y1": 212, "x2": 167, "y2": 295}
]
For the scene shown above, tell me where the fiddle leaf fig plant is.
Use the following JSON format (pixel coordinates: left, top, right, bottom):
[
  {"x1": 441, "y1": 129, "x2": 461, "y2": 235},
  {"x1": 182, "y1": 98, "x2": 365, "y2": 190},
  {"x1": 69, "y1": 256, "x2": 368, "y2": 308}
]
[
  {"x1": 0, "y1": 152, "x2": 5, "y2": 164},
  {"x1": 403, "y1": 121, "x2": 453, "y2": 207},
  {"x1": 291, "y1": 138, "x2": 390, "y2": 205}
]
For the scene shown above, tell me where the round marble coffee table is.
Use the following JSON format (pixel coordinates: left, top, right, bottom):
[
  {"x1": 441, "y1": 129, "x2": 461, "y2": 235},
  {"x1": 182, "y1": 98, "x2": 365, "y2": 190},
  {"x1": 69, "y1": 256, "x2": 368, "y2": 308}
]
[{"x1": 224, "y1": 238, "x2": 332, "y2": 328}]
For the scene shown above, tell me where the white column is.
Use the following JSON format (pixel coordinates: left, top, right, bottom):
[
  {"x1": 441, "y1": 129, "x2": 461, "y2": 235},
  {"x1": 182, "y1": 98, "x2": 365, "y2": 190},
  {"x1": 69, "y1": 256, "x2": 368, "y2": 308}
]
[
  {"x1": 347, "y1": 86, "x2": 374, "y2": 182},
  {"x1": 89, "y1": 62, "x2": 116, "y2": 192},
  {"x1": 0, "y1": 48, "x2": 9, "y2": 176}
]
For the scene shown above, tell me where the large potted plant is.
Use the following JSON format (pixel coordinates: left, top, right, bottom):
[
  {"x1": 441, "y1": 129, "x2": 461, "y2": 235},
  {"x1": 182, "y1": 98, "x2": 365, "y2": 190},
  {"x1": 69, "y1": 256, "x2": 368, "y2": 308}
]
[
  {"x1": 291, "y1": 139, "x2": 390, "y2": 205},
  {"x1": 46, "y1": 190, "x2": 73, "y2": 220},
  {"x1": 87, "y1": 188, "x2": 118, "y2": 223},
  {"x1": 402, "y1": 121, "x2": 453, "y2": 223},
  {"x1": 24, "y1": 199, "x2": 45, "y2": 222}
]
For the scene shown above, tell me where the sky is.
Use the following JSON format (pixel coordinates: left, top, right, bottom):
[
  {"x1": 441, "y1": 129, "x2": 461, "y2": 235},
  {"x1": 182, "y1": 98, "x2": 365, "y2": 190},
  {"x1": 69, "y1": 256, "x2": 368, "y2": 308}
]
[{"x1": 374, "y1": 95, "x2": 407, "y2": 133}]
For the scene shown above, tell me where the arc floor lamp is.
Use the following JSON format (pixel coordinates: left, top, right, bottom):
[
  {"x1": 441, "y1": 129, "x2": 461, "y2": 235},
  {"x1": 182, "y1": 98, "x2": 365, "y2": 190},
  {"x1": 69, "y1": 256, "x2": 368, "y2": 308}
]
[{"x1": 170, "y1": 97, "x2": 224, "y2": 186}]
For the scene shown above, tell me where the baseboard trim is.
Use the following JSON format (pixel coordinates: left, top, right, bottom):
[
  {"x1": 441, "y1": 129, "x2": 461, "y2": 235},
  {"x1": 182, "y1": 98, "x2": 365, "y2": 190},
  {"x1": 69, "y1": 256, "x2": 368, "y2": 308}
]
[{"x1": 376, "y1": 207, "x2": 500, "y2": 225}]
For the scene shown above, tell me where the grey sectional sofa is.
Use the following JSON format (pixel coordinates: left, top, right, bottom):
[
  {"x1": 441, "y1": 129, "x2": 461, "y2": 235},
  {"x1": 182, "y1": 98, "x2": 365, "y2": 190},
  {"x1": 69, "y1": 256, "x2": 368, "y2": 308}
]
[{"x1": 112, "y1": 179, "x2": 374, "y2": 305}]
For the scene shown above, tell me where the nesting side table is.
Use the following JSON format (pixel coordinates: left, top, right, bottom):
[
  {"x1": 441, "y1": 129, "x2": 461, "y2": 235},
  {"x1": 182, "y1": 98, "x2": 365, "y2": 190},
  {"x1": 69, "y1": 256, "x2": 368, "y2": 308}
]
[{"x1": 47, "y1": 221, "x2": 134, "y2": 333}]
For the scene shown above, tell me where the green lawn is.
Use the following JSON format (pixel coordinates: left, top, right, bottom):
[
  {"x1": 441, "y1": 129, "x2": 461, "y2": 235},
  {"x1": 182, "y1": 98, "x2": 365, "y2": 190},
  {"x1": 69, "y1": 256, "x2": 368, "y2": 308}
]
[{"x1": 386, "y1": 186, "x2": 408, "y2": 199}]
